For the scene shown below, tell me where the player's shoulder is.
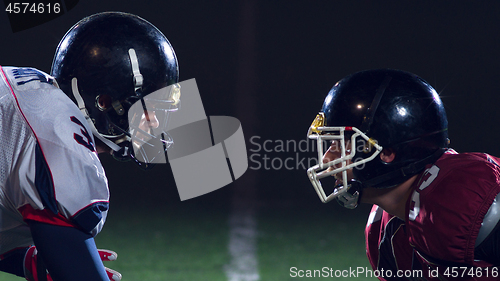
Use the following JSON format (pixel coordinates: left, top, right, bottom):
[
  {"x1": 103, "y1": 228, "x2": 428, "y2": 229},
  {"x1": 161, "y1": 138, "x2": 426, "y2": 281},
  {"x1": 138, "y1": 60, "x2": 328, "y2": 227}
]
[
  {"x1": 437, "y1": 149, "x2": 500, "y2": 170},
  {"x1": 1, "y1": 66, "x2": 96, "y2": 156},
  {"x1": 422, "y1": 149, "x2": 500, "y2": 191},
  {"x1": 407, "y1": 149, "x2": 500, "y2": 264},
  {"x1": 1, "y1": 66, "x2": 58, "y2": 91},
  {"x1": 0, "y1": 66, "x2": 71, "y2": 112},
  {"x1": 412, "y1": 149, "x2": 500, "y2": 213}
]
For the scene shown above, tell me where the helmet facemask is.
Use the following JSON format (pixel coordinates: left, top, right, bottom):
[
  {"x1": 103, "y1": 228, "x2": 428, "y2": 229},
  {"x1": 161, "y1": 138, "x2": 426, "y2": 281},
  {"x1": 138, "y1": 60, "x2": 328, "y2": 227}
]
[
  {"x1": 306, "y1": 112, "x2": 383, "y2": 208},
  {"x1": 126, "y1": 83, "x2": 181, "y2": 164}
]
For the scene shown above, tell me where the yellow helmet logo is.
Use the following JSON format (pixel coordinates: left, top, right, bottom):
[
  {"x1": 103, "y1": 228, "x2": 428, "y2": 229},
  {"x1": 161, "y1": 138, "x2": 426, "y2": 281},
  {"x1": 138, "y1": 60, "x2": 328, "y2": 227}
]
[{"x1": 309, "y1": 112, "x2": 325, "y2": 134}]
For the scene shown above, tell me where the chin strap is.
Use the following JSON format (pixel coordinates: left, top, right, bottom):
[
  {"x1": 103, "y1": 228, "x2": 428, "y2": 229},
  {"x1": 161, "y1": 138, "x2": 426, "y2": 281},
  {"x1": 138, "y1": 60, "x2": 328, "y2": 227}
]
[
  {"x1": 110, "y1": 140, "x2": 155, "y2": 170},
  {"x1": 336, "y1": 180, "x2": 363, "y2": 209},
  {"x1": 360, "y1": 75, "x2": 392, "y2": 134},
  {"x1": 128, "y1": 48, "x2": 143, "y2": 91}
]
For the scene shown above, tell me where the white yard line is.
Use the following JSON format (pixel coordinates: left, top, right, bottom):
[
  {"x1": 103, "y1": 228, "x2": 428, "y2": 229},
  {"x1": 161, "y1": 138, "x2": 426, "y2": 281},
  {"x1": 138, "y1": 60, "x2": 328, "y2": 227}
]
[
  {"x1": 224, "y1": 208, "x2": 259, "y2": 281},
  {"x1": 227, "y1": 0, "x2": 259, "y2": 279}
]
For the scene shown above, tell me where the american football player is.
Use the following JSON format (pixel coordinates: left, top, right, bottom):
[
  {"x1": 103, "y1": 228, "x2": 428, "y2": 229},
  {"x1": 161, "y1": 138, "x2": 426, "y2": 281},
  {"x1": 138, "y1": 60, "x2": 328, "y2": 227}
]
[
  {"x1": 307, "y1": 69, "x2": 500, "y2": 280},
  {"x1": 0, "y1": 12, "x2": 178, "y2": 280}
]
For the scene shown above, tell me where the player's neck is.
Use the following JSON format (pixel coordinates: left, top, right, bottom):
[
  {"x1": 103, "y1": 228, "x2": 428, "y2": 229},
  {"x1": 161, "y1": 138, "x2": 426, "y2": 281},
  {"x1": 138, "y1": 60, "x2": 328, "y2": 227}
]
[
  {"x1": 361, "y1": 175, "x2": 418, "y2": 220},
  {"x1": 95, "y1": 138, "x2": 113, "y2": 155}
]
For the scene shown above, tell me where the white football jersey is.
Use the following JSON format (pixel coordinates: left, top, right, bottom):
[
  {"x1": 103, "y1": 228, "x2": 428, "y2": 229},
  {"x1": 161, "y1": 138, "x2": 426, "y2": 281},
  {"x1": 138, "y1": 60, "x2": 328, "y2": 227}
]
[{"x1": 0, "y1": 66, "x2": 109, "y2": 255}]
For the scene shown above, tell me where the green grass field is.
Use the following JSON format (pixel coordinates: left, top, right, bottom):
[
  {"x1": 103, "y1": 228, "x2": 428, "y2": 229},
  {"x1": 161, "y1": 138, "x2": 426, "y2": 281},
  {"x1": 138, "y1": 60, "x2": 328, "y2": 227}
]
[
  {"x1": 97, "y1": 197, "x2": 373, "y2": 281},
  {"x1": 0, "y1": 163, "x2": 374, "y2": 281},
  {"x1": 0, "y1": 202, "x2": 372, "y2": 281}
]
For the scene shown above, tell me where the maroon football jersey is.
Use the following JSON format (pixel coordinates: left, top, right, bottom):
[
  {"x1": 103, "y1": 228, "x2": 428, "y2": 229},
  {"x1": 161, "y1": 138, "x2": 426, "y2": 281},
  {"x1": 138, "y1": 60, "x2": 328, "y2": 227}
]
[
  {"x1": 366, "y1": 205, "x2": 434, "y2": 280},
  {"x1": 365, "y1": 150, "x2": 500, "y2": 280}
]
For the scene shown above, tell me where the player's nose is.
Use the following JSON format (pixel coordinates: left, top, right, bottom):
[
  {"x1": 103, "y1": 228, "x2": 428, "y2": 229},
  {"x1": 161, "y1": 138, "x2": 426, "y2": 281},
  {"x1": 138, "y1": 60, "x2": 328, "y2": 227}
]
[
  {"x1": 322, "y1": 140, "x2": 351, "y2": 167},
  {"x1": 323, "y1": 146, "x2": 340, "y2": 164},
  {"x1": 141, "y1": 110, "x2": 160, "y2": 129}
]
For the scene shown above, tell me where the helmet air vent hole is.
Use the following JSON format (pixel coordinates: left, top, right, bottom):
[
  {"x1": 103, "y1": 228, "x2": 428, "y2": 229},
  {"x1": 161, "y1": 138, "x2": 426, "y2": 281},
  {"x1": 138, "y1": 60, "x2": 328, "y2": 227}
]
[{"x1": 96, "y1": 94, "x2": 112, "y2": 111}]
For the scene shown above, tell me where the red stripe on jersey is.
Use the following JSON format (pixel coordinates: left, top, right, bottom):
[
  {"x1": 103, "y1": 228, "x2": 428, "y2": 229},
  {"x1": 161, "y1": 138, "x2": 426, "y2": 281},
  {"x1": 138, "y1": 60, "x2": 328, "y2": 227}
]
[{"x1": 18, "y1": 204, "x2": 76, "y2": 228}]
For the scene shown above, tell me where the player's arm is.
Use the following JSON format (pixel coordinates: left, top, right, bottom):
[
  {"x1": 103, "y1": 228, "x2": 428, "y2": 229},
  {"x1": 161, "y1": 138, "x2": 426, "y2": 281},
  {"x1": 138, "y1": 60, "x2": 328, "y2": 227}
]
[
  {"x1": 475, "y1": 227, "x2": 500, "y2": 265},
  {"x1": 0, "y1": 247, "x2": 30, "y2": 277},
  {"x1": 0, "y1": 221, "x2": 119, "y2": 280},
  {"x1": 474, "y1": 192, "x2": 500, "y2": 265},
  {"x1": 27, "y1": 220, "x2": 110, "y2": 281}
]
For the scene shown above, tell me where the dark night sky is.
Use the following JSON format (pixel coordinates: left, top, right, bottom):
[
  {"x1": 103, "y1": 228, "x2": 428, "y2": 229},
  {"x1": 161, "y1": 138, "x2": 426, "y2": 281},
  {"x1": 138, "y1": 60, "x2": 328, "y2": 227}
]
[{"x1": 1, "y1": 0, "x2": 500, "y2": 205}]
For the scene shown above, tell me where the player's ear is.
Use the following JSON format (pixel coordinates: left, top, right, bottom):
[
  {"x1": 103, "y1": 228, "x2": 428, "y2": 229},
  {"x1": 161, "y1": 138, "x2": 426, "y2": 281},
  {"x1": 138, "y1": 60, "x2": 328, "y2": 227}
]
[{"x1": 380, "y1": 148, "x2": 395, "y2": 163}]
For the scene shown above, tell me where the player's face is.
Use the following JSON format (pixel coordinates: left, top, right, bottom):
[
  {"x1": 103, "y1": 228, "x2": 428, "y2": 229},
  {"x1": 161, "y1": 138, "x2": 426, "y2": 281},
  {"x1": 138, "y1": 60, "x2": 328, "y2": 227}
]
[
  {"x1": 130, "y1": 109, "x2": 161, "y2": 147},
  {"x1": 138, "y1": 110, "x2": 160, "y2": 132},
  {"x1": 307, "y1": 116, "x2": 383, "y2": 204},
  {"x1": 322, "y1": 139, "x2": 355, "y2": 185}
]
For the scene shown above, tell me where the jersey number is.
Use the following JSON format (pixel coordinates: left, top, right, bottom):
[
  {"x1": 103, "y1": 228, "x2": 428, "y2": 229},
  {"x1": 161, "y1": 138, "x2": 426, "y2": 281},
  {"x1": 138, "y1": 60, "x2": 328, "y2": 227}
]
[
  {"x1": 71, "y1": 116, "x2": 95, "y2": 152},
  {"x1": 409, "y1": 165, "x2": 440, "y2": 221}
]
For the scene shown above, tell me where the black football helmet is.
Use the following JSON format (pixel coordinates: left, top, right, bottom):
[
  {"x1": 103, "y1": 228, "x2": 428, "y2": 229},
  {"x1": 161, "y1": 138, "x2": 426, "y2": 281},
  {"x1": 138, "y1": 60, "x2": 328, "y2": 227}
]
[
  {"x1": 307, "y1": 69, "x2": 448, "y2": 208},
  {"x1": 51, "y1": 12, "x2": 179, "y2": 166}
]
